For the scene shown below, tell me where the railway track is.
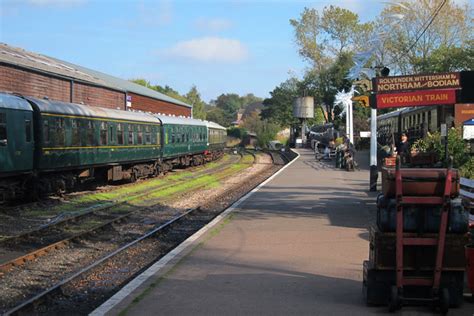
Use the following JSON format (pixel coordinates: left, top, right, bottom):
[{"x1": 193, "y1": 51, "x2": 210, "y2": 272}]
[
  {"x1": 2, "y1": 207, "x2": 200, "y2": 316},
  {"x1": 0, "y1": 153, "x2": 245, "y2": 275},
  {"x1": 0, "y1": 152, "x2": 262, "y2": 314}
]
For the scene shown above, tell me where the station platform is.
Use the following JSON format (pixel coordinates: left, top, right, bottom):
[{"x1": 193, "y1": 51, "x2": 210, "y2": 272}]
[{"x1": 95, "y1": 149, "x2": 472, "y2": 316}]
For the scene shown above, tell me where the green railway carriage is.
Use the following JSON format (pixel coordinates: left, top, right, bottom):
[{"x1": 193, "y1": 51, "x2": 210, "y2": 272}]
[
  {"x1": 25, "y1": 97, "x2": 162, "y2": 184},
  {"x1": 206, "y1": 121, "x2": 226, "y2": 159},
  {"x1": 0, "y1": 93, "x2": 35, "y2": 177},
  {"x1": 155, "y1": 115, "x2": 208, "y2": 167},
  {"x1": 0, "y1": 92, "x2": 227, "y2": 203}
]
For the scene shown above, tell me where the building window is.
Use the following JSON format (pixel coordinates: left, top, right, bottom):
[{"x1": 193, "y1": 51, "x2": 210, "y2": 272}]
[
  {"x1": 100, "y1": 121, "x2": 107, "y2": 145},
  {"x1": 0, "y1": 113, "x2": 7, "y2": 142}
]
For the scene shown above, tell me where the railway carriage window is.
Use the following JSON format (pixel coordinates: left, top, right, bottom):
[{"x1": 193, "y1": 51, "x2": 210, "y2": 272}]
[
  {"x1": 71, "y1": 119, "x2": 80, "y2": 146},
  {"x1": 117, "y1": 124, "x2": 124, "y2": 145},
  {"x1": 171, "y1": 131, "x2": 175, "y2": 143},
  {"x1": 54, "y1": 118, "x2": 65, "y2": 146},
  {"x1": 145, "y1": 126, "x2": 151, "y2": 144},
  {"x1": 128, "y1": 125, "x2": 134, "y2": 145},
  {"x1": 109, "y1": 125, "x2": 114, "y2": 144},
  {"x1": 0, "y1": 113, "x2": 6, "y2": 142},
  {"x1": 137, "y1": 126, "x2": 143, "y2": 145},
  {"x1": 86, "y1": 121, "x2": 94, "y2": 146},
  {"x1": 43, "y1": 120, "x2": 50, "y2": 143},
  {"x1": 156, "y1": 129, "x2": 161, "y2": 146},
  {"x1": 23, "y1": 119, "x2": 32, "y2": 142},
  {"x1": 100, "y1": 122, "x2": 107, "y2": 145}
]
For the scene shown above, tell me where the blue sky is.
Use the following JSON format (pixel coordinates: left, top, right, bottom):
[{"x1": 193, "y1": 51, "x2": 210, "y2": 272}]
[{"x1": 0, "y1": 0, "x2": 386, "y2": 102}]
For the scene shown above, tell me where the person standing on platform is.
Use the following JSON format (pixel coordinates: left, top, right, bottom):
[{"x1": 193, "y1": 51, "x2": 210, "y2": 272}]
[{"x1": 397, "y1": 132, "x2": 410, "y2": 164}]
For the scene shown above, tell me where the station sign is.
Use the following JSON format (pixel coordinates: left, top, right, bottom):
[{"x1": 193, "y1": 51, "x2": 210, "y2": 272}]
[
  {"x1": 376, "y1": 89, "x2": 456, "y2": 109},
  {"x1": 375, "y1": 72, "x2": 460, "y2": 93}
]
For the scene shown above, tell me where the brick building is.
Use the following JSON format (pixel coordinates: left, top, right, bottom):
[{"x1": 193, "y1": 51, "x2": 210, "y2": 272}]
[{"x1": 0, "y1": 43, "x2": 192, "y2": 117}]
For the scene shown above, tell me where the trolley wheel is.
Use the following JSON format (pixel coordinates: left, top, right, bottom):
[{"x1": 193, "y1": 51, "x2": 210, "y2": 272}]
[
  {"x1": 439, "y1": 288, "x2": 450, "y2": 315},
  {"x1": 388, "y1": 286, "x2": 400, "y2": 312}
]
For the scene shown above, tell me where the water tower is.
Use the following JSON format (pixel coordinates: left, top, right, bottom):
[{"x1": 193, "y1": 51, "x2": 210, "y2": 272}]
[{"x1": 293, "y1": 97, "x2": 314, "y2": 147}]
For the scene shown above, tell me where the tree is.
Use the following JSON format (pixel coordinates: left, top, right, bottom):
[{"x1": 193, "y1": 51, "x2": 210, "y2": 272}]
[
  {"x1": 186, "y1": 85, "x2": 206, "y2": 120},
  {"x1": 206, "y1": 108, "x2": 226, "y2": 126},
  {"x1": 261, "y1": 78, "x2": 301, "y2": 127},
  {"x1": 240, "y1": 93, "x2": 263, "y2": 107},
  {"x1": 290, "y1": 6, "x2": 372, "y2": 70},
  {"x1": 378, "y1": 0, "x2": 473, "y2": 74},
  {"x1": 213, "y1": 93, "x2": 243, "y2": 126}
]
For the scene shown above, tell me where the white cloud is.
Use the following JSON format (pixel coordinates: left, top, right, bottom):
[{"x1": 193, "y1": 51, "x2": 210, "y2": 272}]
[
  {"x1": 164, "y1": 37, "x2": 248, "y2": 63},
  {"x1": 194, "y1": 18, "x2": 233, "y2": 32}
]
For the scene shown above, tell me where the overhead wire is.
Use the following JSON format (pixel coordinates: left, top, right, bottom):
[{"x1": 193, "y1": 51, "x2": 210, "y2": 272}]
[{"x1": 384, "y1": 0, "x2": 447, "y2": 68}]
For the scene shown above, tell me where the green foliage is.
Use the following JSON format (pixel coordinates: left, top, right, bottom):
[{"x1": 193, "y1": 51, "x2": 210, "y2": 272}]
[
  {"x1": 459, "y1": 156, "x2": 474, "y2": 179},
  {"x1": 227, "y1": 127, "x2": 247, "y2": 139},
  {"x1": 300, "y1": 51, "x2": 354, "y2": 126},
  {"x1": 261, "y1": 78, "x2": 300, "y2": 127},
  {"x1": 290, "y1": 5, "x2": 373, "y2": 70},
  {"x1": 254, "y1": 120, "x2": 281, "y2": 148},
  {"x1": 206, "y1": 108, "x2": 226, "y2": 126},
  {"x1": 378, "y1": 0, "x2": 472, "y2": 74},
  {"x1": 211, "y1": 93, "x2": 263, "y2": 127},
  {"x1": 186, "y1": 85, "x2": 206, "y2": 120},
  {"x1": 411, "y1": 128, "x2": 470, "y2": 169},
  {"x1": 413, "y1": 42, "x2": 474, "y2": 73}
]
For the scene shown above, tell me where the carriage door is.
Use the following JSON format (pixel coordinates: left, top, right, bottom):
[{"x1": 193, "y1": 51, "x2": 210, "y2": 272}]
[
  {"x1": 0, "y1": 110, "x2": 8, "y2": 172},
  {"x1": 0, "y1": 109, "x2": 34, "y2": 174}
]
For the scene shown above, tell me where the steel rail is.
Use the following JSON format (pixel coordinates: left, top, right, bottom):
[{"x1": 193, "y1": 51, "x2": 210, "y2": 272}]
[
  {"x1": 0, "y1": 154, "x2": 242, "y2": 272},
  {"x1": 2, "y1": 152, "x2": 271, "y2": 316},
  {"x1": 2, "y1": 207, "x2": 198, "y2": 316}
]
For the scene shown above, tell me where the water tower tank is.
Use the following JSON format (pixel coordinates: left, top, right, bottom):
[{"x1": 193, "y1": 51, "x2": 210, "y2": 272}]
[{"x1": 293, "y1": 97, "x2": 314, "y2": 118}]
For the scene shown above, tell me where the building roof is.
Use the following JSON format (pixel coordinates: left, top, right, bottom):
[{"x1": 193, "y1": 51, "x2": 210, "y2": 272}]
[
  {"x1": 0, "y1": 93, "x2": 33, "y2": 111},
  {"x1": 25, "y1": 96, "x2": 161, "y2": 124},
  {"x1": 0, "y1": 43, "x2": 191, "y2": 109}
]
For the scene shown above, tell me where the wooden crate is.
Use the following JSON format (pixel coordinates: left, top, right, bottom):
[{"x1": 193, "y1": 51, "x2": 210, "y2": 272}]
[
  {"x1": 369, "y1": 226, "x2": 467, "y2": 271},
  {"x1": 381, "y1": 167, "x2": 460, "y2": 198}
]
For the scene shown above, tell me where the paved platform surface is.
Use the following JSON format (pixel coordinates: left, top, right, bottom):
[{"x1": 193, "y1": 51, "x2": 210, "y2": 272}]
[{"x1": 105, "y1": 149, "x2": 473, "y2": 315}]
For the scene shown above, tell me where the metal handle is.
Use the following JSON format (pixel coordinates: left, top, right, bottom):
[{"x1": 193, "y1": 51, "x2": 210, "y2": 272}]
[{"x1": 0, "y1": 139, "x2": 7, "y2": 146}]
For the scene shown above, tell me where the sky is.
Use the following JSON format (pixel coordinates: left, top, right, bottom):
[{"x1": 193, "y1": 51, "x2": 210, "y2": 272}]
[{"x1": 0, "y1": 0, "x2": 387, "y2": 102}]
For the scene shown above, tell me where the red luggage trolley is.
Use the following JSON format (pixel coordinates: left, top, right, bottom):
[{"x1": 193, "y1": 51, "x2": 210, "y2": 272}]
[{"x1": 389, "y1": 157, "x2": 454, "y2": 313}]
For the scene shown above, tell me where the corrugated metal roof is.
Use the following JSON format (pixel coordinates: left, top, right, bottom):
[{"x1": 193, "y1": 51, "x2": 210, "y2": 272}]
[
  {"x1": 25, "y1": 96, "x2": 160, "y2": 124},
  {"x1": 0, "y1": 43, "x2": 191, "y2": 109},
  {"x1": 154, "y1": 114, "x2": 207, "y2": 127},
  {"x1": 0, "y1": 93, "x2": 33, "y2": 111}
]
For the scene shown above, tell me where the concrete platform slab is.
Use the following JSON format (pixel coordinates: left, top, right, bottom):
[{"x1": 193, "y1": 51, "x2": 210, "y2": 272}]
[{"x1": 98, "y1": 149, "x2": 473, "y2": 316}]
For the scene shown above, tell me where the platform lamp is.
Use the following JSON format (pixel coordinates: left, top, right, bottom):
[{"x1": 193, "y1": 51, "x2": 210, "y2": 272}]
[{"x1": 369, "y1": 66, "x2": 390, "y2": 192}]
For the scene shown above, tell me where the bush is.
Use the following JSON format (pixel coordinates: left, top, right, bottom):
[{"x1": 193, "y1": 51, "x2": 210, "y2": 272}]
[
  {"x1": 460, "y1": 156, "x2": 474, "y2": 179},
  {"x1": 227, "y1": 127, "x2": 247, "y2": 139},
  {"x1": 411, "y1": 128, "x2": 470, "y2": 169}
]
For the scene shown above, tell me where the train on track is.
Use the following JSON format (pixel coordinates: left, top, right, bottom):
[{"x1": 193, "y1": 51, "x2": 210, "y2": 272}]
[
  {"x1": 0, "y1": 93, "x2": 227, "y2": 203},
  {"x1": 377, "y1": 103, "x2": 474, "y2": 148}
]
